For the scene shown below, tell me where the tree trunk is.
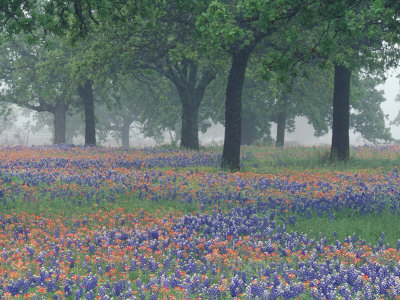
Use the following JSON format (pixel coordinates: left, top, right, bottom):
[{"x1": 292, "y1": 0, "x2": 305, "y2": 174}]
[
  {"x1": 180, "y1": 98, "x2": 199, "y2": 150},
  {"x1": 121, "y1": 115, "x2": 132, "y2": 148},
  {"x1": 53, "y1": 102, "x2": 67, "y2": 144},
  {"x1": 166, "y1": 61, "x2": 215, "y2": 151},
  {"x1": 276, "y1": 91, "x2": 288, "y2": 147},
  {"x1": 221, "y1": 47, "x2": 252, "y2": 171},
  {"x1": 276, "y1": 110, "x2": 287, "y2": 147},
  {"x1": 77, "y1": 80, "x2": 96, "y2": 146},
  {"x1": 241, "y1": 111, "x2": 256, "y2": 145},
  {"x1": 330, "y1": 64, "x2": 351, "y2": 161}
]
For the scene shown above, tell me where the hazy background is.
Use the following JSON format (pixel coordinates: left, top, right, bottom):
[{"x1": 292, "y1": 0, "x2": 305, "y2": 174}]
[{"x1": 1, "y1": 67, "x2": 399, "y2": 147}]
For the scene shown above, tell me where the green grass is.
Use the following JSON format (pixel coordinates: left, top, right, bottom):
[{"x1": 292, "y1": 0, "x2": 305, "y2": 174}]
[
  {"x1": 0, "y1": 192, "x2": 201, "y2": 218},
  {"x1": 239, "y1": 146, "x2": 400, "y2": 173},
  {"x1": 287, "y1": 210, "x2": 400, "y2": 248}
]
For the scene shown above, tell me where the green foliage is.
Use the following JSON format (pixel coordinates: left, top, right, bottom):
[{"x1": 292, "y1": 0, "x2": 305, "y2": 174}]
[
  {"x1": 0, "y1": 34, "x2": 75, "y2": 112},
  {"x1": 351, "y1": 73, "x2": 392, "y2": 143},
  {"x1": 0, "y1": 1, "x2": 37, "y2": 34},
  {"x1": 197, "y1": 1, "x2": 248, "y2": 50}
]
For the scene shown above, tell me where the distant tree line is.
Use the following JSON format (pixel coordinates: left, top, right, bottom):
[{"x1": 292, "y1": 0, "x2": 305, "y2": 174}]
[{"x1": 0, "y1": 0, "x2": 399, "y2": 170}]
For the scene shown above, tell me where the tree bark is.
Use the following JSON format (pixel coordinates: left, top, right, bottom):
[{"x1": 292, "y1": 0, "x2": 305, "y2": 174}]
[
  {"x1": 121, "y1": 115, "x2": 133, "y2": 148},
  {"x1": 276, "y1": 91, "x2": 288, "y2": 147},
  {"x1": 221, "y1": 47, "x2": 252, "y2": 171},
  {"x1": 330, "y1": 64, "x2": 351, "y2": 161},
  {"x1": 77, "y1": 80, "x2": 96, "y2": 146},
  {"x1": 53, "y1": 102, "x2": 68, "y2": 144},
  {"x1": 179, "y1": 95, "x2": 199, "y2": 150},
  {"x1": 276, "y1": 111, "x2": 287, "y2": 147},
  {"x1": 170, "y1": 66, "x2": 215, "y2": 150},
  {"x1": 241, "y1": 111, "x2": 256, "y2": 145}
]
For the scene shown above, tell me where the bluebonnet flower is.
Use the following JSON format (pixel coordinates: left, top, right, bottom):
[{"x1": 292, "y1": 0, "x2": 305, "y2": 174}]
[{"x1": 207, "y1": 284, "x2": 221, "y2": 299}]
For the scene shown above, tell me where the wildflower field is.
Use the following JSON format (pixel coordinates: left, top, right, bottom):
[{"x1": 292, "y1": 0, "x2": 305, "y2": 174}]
[{"x1": 2, "y1": 145, "x2": 400, "y2": 299}]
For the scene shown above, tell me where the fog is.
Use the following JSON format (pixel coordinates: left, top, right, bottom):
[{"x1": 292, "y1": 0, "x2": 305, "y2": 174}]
[{"x1": 1, "y1": 68, "x2": 399, "y2": 147}]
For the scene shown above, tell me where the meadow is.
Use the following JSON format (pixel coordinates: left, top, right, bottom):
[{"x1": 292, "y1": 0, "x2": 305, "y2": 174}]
[{"x1": 2, "y1": 144, "x2": 400, "y2": 299}]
